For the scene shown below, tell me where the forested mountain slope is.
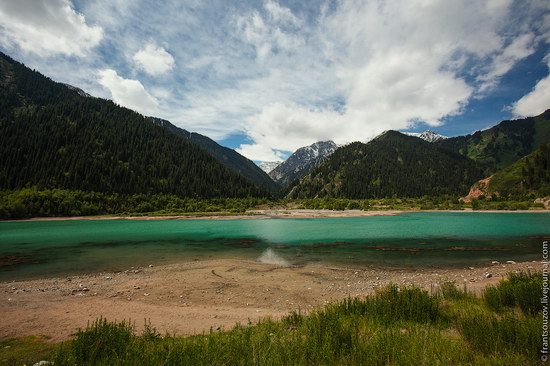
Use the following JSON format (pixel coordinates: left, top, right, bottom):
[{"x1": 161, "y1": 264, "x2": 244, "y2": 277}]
[
  {"x1": 0, "y1": 52, "x2": 266, "y2": 198},
  {"x1": 149, "y1": 118, "x2": 279, "y2": 192},
  {"x1": 437, "y1": 110, "x2": 550, "y2": 175},
  {"x1": 287, "y1": 131, "x2": 484, "y2": 199}
]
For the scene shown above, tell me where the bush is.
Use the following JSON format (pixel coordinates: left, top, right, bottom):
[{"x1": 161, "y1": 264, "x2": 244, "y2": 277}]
[
  {"x1": 457, "y1": 312, "x2": 540, "y2": 358},
  {"x1": 69, "y1": 317, "x2": 134, "y2": 364},
  {"x1": 326, "y1": 285, "x2": 441, "y2": 324},
  {"x1": 483, "y1": 271, "x2": 542, "y2": 315},
  {"x1": 438, "y1": 280, "x2": 471, "y2": 300}
]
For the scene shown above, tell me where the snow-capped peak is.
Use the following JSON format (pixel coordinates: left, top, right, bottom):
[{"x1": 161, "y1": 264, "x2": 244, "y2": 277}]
[
  {"x1": 403, "y1": 130, "x2": 447, "y2": 143},
  {"x1": 258, "y1": 161, "x2": 281, "y2": 174}
]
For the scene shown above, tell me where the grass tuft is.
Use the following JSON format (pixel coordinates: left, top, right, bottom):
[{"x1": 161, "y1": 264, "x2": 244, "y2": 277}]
[{"x1": 483, "y1": 271, "x2": 542, "y2": 315}]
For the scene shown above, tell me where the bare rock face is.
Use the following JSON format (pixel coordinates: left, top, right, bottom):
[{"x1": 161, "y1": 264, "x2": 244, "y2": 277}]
[
  {"x1": 258, "y1": 161, "x2": 281, "y2": 174},
  {"x1": 462, "y1": 176, "x2": 493, "y2": 202},
  {"x1": 534, "y1": 197, "x2": 550, "y2": 208},
  {"x1": 269, "y1": 141, "x2": 338, "y2": 187}
]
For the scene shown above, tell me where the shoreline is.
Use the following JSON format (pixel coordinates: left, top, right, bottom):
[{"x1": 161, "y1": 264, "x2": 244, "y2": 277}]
[
  {"x1": 4, "y1": 208, "x2": 550, "y2": 223},
  {"x1": 0, "y1": 258, "x2": 539, "y2": 342}
]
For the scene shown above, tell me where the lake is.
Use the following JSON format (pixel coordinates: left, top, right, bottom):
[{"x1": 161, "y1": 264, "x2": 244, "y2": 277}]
[{"x1": 0, "y1": 212, "x2": 549, "y2": 281}]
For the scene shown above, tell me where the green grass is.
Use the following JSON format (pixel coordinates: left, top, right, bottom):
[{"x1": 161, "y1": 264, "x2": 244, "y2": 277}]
[
  {"x1": 0, "y1": 335, "x2": 56, "y2": 365},
  {"x1": 483, "y1": 271, "x2": 543, "y2": 316},
  {"x1": 4, "y1": 273, "x2": 545, "y2": 365}
]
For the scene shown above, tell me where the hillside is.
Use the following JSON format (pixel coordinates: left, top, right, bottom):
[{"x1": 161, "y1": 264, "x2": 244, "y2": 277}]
[
  {"x1": 149, "y1": 117, "x2": 279, "y2": 192},
  {"x1": 437, "y1": 110, "x2": 550, "y2": 175},
  {"x1": 0, "y1": 52, "x2": 266, "y2": 198},
  {"x1": 270, "y1": 141, "x2": 337, "y2": 186},
  {"x1": 287, "y1": 131, "x2": 483, "y2": 199},
  {"x1": 483, "y1": 142, "x2": 550, "y2": 197}
]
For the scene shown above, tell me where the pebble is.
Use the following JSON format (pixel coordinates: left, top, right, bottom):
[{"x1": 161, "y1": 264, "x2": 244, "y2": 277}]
[
  {"x1": 149, "y1": 264, "x2": 154, "y2": 268},
  {"x1": 33, "y1": 361, "x2": 53, "y2": 366},
  {"x1": 485, "y1": 273, "x2": 492, "y2": 278},
  {"x1": 491, "y1": 261, "x2": 499, "y2": 265},
  {"x1": 506, "y1": 260, "x2": 516, "y2": 264}
]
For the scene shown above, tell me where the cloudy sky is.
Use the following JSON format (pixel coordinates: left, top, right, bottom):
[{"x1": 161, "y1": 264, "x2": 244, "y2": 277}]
[{"x1": 1, "y1": 0, "x2": 549, "y2": 162}]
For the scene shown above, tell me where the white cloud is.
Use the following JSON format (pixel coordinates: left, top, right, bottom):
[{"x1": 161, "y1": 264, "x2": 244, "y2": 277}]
[
  {"x1": 98, "y1": 69, "x2": 158, "y2": 115},
  {"x1": 0, "y1": 0, "x2": 102, "y2": 57},
  {"x1": 6, "y1": 0, "x2": 549, "y2": 163},
  {"x1": 233, "y1": 0, "x2": 515, "y2": 157},
  {"x1": 133, "y1": 43, "x2": 175, "y2": 76},
  {"x1": 264, "y1": 0, "x2": 300, "y2": 26},
  {"x1": 237, "y1": 2, "x2": 304, "y2": 62},
  {"x1": 512, "y1": 57, "x2": 550, "y2": 117},
  {"x1": 477, "y1": 33, "x2": 536, "y2": 93},
  {"x1": 236, "y1": 143, "x2": 285, "y2": 162}
]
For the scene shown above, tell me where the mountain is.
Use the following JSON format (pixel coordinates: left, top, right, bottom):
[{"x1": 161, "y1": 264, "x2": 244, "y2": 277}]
[
  {"x1": 258, "y1": 161, "x2": 281, "y2": 174},
  {"x1": 437, "y1": 110, "x2": 550, "y2": 175},
  {"x1": 148, "y1": 117, "x2": 279, "y2": 192},
  {"x1": 269, "y1": 141, "x2": 338, "y2": 186},
  {"x1": 465, "y1": 142, "x2": 550, "y2": 199},
  {"x1": 62, "y1": 83, "x2": 92, "y2": 98},
  {"x1": 287, "y1": 131, "x2": 483, "y2": 199},
  {"x1": 403, "y1": 130, "x2": 447, "y2": 143},
  {"x1": 0, "y1": 52, "x2": 266, "y2": 198}
]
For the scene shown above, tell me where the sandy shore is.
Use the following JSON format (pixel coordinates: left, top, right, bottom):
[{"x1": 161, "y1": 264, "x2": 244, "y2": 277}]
[
  {"x1": 8, "y1": 208, "x2": 549, "y2": 222},
  {"x1": 0, "y1": 258, "x2": 539, "y2": 342}
]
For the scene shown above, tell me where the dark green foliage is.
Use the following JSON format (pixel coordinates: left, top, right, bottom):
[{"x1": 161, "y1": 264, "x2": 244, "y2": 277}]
[
  {"x1": 70, "y1": 318, "x2": 134, "y2": 365},
  {"x1": 327, "y1": 286, "x2": 441, "y2": 324},
  {"x1": 483, "y1": 271, "x2": 543, "y2": 315},
  {"x1": 0, "y1": 52, "x2": 266, "y2": 198},
  {"x1": 457, "y1": 312, "x2": 540, "y2": 358},
  {"x1": 438, "y1": 280, "x2": 471, "y2": 300},
  {"x1": 0, "y1": 188, "x2": 271, "y2": 219},
  {"x1": 288, "y1": 131, "x2": 484, "y2": 199},
  {"x1": 489, "y1": 142, "x2": 550, "y2": 196},
  {"x1": 437, "y1": 110, "x2": 550, "y2": 175},
  {"x1": 151, "y1": 117, "x2": 279, "y2": 192}
]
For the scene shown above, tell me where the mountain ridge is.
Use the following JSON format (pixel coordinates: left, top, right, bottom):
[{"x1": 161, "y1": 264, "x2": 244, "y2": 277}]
[
  {"x1": 269, "y1": 140, "x2": 338, "y2": 187},
  {"x1": 148, "y1": 117, "x2": 279, "y2": 192},
  {"x1": 287, "y1": 131, "x2": 484, "y2": 199},
  {"x1": 0, "y1": 51, "x2": 267, "y2": 198}
]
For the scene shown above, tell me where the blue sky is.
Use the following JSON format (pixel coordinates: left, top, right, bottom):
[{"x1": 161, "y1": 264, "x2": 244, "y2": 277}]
[{"x1": 0, "y1": 0, "x2": 549, "y2": 162}]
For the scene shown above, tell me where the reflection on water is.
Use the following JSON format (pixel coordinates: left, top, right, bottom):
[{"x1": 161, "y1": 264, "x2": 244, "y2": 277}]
[
  {"x1": 257, "y1": 248, "x2": 290, "y2": 267},
  {"x1": 0, "y1": 212, "x2": 548, "y2": 280}
]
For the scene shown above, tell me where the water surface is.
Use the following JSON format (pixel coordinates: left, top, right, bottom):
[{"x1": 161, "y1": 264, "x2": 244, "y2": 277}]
[{"x1": 0, "y1": 212, "x2": 548, "y2": 280}]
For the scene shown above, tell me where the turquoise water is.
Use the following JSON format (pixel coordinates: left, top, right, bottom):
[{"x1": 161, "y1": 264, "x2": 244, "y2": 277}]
[{"x1": 0, "y1": 212, "x2": 549, "y2": 280}]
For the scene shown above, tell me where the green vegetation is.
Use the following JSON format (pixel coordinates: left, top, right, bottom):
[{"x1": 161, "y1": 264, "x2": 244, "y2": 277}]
[
  {"x1": 2, "y1": 272, "x2": 539, "y2": 365},
  {"x1": 483, "y1": 271, "x2": 543, "y2": 315},
  {"x1": 0, "y1": 336, "x2": 56, "y2": 366},
  {"x1": 0, "y1": 188, "x2": 273, "y2": 219},
  {"x1": 152, "y1": 117, "x2": 279, "y2": 192},
  {"x1": 0, "y1": 52, "x2": 267, "y2": 198},
  {"x1": 287, "y1": 131, "x2": 484, "y2": 199},
  {"x1": 437, "y1": 109, "x2": 550, "y2": 175},
  {"x1": 489, "y1": 142, "x2": 550, "y2": 197},
  {"x1": 1, "y1": 190, "x2": 546, "y2": 219}
]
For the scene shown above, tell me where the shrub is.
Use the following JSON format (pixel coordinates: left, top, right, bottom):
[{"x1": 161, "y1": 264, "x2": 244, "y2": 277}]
[
  {"x1": 457, "y1": 312, "x2": 540, "y2": 358},
  {"x1": 483, "y1": 271, "x2": 542, "y2": 315},
  {"x1": 69, "y1": 317, "x2": 134, "y2": 364},
  {"x1": 326, "y1": 285, "x2": 441, "y2": 324}
]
